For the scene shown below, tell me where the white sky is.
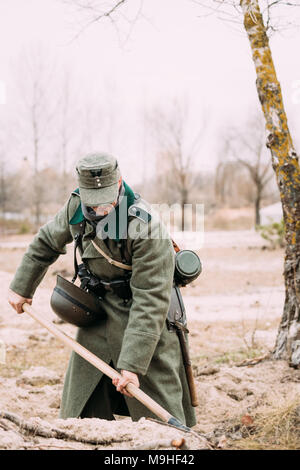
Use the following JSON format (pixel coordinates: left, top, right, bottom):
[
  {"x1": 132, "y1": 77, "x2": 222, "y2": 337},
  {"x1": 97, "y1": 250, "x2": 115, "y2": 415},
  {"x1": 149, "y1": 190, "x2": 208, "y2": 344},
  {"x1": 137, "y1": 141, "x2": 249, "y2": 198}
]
[{"x1": 0, "y1": 0, "x2": 299, "y2": 183}]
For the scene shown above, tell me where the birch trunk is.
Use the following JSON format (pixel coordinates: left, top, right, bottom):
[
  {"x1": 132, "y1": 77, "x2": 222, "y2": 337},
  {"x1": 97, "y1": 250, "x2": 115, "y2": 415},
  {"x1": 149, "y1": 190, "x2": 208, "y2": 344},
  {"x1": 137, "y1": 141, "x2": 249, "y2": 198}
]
[{"x1": 241, "y1": 0, "x2": 300, "y2": 366}]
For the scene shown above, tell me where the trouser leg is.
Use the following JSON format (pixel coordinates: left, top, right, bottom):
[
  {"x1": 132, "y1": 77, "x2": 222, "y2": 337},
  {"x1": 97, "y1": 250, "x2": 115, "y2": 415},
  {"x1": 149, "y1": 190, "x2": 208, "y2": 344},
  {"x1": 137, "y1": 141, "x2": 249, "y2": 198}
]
[{"x1": 80, "y1": 370, "x2": 130, "y2": 420}]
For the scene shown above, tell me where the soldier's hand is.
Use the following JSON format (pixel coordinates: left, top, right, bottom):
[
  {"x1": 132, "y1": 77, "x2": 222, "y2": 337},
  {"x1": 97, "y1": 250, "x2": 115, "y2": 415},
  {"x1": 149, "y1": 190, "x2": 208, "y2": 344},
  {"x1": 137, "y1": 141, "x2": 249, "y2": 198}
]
[
  {"x1": 112, "y1": 370, "x2": 140, "y2": 398},
  {"x1": 8, "y1": 289, "x2": 32, "y2": 314}
]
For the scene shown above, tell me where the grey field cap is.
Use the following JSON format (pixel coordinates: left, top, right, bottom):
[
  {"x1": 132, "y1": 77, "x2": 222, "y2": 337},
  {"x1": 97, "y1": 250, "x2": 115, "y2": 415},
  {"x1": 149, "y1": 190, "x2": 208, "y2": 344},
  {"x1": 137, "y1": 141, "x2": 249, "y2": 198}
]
[{"x1": 76, "y1": 152, "x2": 121, "y2": 206}]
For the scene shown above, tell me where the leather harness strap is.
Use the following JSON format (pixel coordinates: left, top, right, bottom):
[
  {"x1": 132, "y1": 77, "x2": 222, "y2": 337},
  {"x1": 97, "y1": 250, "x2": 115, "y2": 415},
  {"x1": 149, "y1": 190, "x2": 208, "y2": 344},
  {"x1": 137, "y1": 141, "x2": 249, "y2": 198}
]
[
  {"x1": 91, "y1": 240, "x2": 133, "y2": 271},
  {"x1": 91, "y1": 239, "x2": 180, "y2": 272},
  {"x1": 172, "y1": 239, "x2": 181, "y2": 253}
]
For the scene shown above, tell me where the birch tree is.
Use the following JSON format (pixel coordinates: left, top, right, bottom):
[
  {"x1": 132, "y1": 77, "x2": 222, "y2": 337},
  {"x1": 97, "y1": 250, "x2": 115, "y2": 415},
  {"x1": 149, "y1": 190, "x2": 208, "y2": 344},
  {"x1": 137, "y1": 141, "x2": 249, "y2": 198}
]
[{"x1": 239, "y1": 1, "x2": 300, "y2": 366}]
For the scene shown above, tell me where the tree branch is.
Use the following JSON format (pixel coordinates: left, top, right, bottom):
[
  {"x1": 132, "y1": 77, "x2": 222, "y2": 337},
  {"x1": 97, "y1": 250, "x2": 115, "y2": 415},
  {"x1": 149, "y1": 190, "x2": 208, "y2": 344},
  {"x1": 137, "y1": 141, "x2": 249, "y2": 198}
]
[
  {"x1": 0, "y1": 410, "x2": 131, "y2": 446},
  {"x1": 194, "y1": 0, "x2": 300, "y2": 34}
]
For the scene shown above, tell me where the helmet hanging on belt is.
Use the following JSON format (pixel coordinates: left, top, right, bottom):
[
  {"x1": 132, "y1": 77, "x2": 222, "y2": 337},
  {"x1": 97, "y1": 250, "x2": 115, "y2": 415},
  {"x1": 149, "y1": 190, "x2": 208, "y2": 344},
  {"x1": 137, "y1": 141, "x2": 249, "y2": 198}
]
[{"x1": 50, "y1": 275, "x2": 106, "y2": 327}]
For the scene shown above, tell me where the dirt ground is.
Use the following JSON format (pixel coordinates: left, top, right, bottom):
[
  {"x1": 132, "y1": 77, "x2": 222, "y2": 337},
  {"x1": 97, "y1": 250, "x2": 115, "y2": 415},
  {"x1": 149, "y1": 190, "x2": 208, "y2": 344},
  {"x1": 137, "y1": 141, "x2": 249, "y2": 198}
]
[{"x1": 0, "y1": 230, "x2": 299, "y2": 450}]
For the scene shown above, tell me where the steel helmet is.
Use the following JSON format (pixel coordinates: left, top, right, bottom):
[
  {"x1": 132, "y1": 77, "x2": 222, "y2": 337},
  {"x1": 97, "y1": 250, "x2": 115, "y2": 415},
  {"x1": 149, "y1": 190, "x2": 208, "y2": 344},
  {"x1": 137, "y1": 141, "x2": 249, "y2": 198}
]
[{"x1": 50, "y1": 275, "x2": 106, "y2": 327}]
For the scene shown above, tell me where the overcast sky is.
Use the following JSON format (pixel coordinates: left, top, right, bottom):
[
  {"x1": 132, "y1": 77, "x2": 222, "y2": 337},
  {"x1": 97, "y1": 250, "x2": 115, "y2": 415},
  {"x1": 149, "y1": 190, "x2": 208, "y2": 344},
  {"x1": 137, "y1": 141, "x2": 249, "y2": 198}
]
[{"x1": 0, "y1": 0, "x2": 299, "y2": 183}]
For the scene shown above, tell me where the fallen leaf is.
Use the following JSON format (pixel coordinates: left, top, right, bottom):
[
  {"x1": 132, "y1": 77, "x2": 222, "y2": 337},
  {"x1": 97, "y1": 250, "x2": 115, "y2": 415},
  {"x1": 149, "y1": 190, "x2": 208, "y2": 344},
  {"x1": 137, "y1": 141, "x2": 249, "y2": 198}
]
[{"x1": 241, "y1": 414, "x2": 254, "y2": 426}]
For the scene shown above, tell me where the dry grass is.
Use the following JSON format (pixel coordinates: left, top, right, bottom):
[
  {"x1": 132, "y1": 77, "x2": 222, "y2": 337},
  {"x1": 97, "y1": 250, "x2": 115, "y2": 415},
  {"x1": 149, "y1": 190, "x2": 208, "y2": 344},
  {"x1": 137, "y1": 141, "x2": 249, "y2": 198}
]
[
  {"x1": 0, "y1": 337, "x2": 70, "y2": 379},
  {"x1": 188, "y1": 318, "x2": 275, "y2": 368},
  {"x1": 231, "y1": 395, "x2": 300, "y2": 450},
  {"x1": 205, "y1": 215, "x2": 254, "y2": 231},
  {"x1": 0, "y1": 219, "x2": 34, "y2": 236},
  {"x1": 205, "y1": 208, "x2": 255, "y2": 231}
]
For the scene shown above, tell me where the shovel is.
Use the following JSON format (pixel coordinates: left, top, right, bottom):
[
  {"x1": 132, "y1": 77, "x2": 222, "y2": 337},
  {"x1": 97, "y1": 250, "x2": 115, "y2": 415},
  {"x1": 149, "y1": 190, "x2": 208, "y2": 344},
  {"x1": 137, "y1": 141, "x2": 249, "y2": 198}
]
[{"x1": 21, "y1": 303, "x2": 190, "y2": 432}]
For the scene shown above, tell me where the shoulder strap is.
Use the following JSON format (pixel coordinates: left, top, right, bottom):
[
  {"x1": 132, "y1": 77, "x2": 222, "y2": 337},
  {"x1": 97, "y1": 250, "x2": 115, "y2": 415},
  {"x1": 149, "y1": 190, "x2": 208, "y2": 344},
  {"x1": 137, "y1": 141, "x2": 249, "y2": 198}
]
[
  {"x1": 91, "y1": 240, "x2": 132, "y2": 271},
  {"x1": 72, "y1": 220, "x2": 86, "y2": 283}
]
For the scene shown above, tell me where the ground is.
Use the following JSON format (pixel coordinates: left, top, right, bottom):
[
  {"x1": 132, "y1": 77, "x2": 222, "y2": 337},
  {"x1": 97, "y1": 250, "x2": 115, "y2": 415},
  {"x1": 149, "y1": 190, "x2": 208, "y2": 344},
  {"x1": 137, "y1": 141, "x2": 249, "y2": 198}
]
[{"x1": 0, "y1": 230, "x2": 299, "y2": 450}]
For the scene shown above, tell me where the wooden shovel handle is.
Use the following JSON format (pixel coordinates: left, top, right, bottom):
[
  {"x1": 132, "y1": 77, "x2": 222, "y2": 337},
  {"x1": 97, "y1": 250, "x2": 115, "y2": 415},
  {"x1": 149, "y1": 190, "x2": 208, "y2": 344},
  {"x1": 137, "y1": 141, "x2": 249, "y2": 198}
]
[{"x1": 22, "y1": 303, "x2": 172, "y2": 423}]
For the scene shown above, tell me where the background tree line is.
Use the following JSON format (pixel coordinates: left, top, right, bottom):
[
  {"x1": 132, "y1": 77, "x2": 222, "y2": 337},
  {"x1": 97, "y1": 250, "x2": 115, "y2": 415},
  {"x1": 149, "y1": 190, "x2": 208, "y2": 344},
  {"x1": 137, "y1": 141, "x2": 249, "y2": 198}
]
[
  {"x1": 0, "y1": 117, "x2": 279, "y2": 234},
  {"x1": 0, "y1": 53, "x2": 279, "y2": 234}
]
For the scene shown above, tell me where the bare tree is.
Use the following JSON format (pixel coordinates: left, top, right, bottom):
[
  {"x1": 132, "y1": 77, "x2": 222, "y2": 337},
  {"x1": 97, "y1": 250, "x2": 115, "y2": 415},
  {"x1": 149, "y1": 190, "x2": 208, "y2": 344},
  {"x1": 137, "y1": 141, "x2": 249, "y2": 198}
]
[
  {"x1": 64, "y1": 0, "x2": 300, "y2": 36},
  {"x1": 56, "y1": 72, "x2": 82, "y2": 201},
  {"x1": 193, "y1": 0, "x2": 300, "y2": 35},
  {"x1": 0, "y1": 148, "x2": 6, "y2": 218},
  {"x1": 0, "y1": 121, "x2": 6, "y2": 218},
  {"x1": 218, "y1": 114, "x2": 274, "y2": 226},
  {"x1": 59, "y1": 74, "x2": 71, "y2": 192},
  {"x1": 16, "y1": 46, "x2": 57, "y2": 228},
  {"x1": 0, "y1": 121, "x2": 19, "y2": 220},
  {"x1": 147, "y1": 98, "x2": 206, "y2": 230},
  {"x1": 215, "y1": 160, "x2": 251, "y2": 207},
  {"x1": 64, "y1": 0, "x2": 145, "y2": 43}
]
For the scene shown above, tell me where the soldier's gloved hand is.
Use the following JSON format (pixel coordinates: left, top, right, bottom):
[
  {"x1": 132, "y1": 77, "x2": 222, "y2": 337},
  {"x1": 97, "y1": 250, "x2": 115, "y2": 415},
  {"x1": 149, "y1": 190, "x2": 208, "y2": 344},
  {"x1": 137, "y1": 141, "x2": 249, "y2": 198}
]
[
  {"x1": 112, "y1": 370, "x2": 140, "y2": 398},
  {"x1": 8, "y1": 289, "x2": 32, "y2": 314}
]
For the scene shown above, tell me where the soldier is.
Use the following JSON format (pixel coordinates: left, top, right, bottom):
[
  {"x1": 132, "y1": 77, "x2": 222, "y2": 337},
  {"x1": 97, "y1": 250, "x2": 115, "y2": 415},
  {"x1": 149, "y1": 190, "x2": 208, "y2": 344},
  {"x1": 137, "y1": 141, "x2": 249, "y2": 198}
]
[{"x1": 8, "y1": 152, "x2": 197, "y2": 427}]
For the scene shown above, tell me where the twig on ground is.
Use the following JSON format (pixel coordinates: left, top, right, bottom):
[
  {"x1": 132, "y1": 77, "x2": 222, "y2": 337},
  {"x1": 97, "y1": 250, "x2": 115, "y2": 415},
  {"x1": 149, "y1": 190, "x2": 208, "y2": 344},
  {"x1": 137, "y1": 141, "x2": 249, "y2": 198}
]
[
  {"x1": 236, "y1": 353, "x2": 271, "y2": 367},
  {"x1": 20, "y1": 443, "x2": 81, "y2": 450},
  {"x1": 0, "y1": 419, "x2": 12, "y2": 432},
  {"x1": 241, "y1": 316, "x2": 259, "y2": 351}
]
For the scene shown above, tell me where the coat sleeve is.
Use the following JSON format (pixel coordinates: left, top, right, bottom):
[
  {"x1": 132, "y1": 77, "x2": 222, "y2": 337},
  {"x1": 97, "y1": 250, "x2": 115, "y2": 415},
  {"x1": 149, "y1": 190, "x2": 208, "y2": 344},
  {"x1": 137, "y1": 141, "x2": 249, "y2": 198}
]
[
  {"x1": 9, "y1": 198, "x2": 75, "y2": 298},
  {"x1": 116, "y1": 218, "x2": 175, "y2": 376}
]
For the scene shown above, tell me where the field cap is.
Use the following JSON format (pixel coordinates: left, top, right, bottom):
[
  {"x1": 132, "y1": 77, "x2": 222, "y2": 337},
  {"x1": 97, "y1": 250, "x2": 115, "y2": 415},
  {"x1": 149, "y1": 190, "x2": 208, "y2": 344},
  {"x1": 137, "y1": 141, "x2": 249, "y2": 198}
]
[{"x1": 76, "y1": 152, "x2": 121, "y2": 206}]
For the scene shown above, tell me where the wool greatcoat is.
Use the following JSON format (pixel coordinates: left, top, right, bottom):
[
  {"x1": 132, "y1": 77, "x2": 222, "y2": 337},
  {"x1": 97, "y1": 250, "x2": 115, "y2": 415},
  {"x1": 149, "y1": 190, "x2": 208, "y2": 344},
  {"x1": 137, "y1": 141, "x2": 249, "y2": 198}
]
[{"x1": 10, "y1": 185, "x2": 197, "y2": 428}]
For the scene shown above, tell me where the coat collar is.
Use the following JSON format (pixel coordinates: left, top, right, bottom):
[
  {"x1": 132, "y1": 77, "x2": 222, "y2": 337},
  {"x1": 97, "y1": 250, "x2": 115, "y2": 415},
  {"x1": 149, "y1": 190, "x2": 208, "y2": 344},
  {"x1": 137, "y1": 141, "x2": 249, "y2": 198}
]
[{"x1": 69, "y1": 181, "x2": 135, "y2": 242}]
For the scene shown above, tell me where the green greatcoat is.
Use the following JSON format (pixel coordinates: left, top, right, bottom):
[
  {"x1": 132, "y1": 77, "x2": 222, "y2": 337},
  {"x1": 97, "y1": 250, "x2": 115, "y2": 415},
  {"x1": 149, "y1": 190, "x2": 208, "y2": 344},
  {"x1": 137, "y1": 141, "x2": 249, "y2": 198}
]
[{"x1": 10, "y1": 189, "x2": 197, "y2": 428}]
